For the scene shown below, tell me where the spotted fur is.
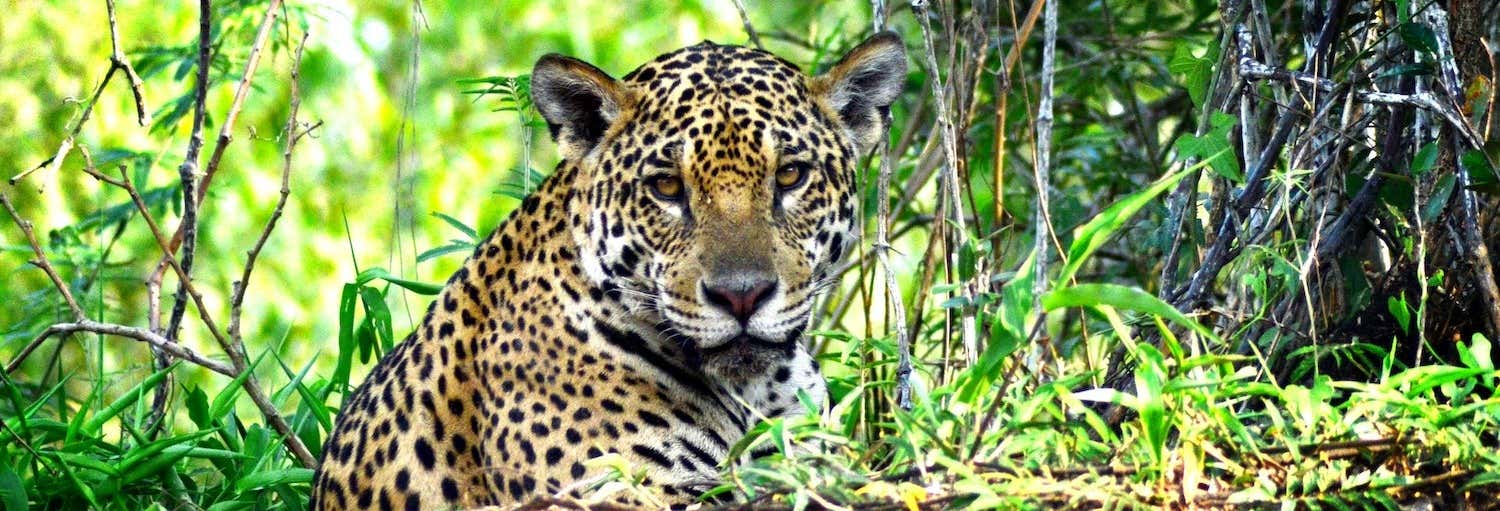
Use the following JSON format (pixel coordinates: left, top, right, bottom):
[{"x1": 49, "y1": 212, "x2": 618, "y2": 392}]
[{"x1": 311, "y1": 33, "x2": 906, "y2": 510}]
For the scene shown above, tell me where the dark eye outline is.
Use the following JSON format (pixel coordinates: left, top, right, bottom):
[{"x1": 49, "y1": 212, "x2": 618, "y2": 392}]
[
  {"x1": 645, "y1": 174, "x2": 687, "y2": 202},
  {"x1": 774, "y1": 161, "x2": 812, "y2": 192}
]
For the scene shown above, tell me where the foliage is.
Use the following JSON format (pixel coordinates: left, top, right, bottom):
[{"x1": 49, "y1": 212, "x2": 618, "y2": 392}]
[{"x1": 3, "y1": 0, "x2": 1499, "y2": 510}]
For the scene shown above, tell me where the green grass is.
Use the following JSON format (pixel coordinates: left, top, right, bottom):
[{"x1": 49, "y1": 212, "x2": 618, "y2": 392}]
[{"x1": 3, "y1": 0, "x2": 1500, "y2": 510}]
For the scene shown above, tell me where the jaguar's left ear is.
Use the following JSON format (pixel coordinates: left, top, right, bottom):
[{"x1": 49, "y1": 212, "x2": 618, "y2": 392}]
[{"x1": 812, "y1": 32, "x2": 908, "y2": 155}]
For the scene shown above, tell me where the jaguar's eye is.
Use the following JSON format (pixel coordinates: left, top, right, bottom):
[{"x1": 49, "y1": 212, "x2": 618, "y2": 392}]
[
  {"x1": 648, "y1": 175, "x2": 685, "y2": 201},
  {"x1": 775, "y1": 162, "x2": 810, "y2": 191}
]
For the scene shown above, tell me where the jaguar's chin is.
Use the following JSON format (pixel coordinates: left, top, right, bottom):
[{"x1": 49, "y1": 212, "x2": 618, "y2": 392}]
[
  {"x1": 682, "y1": 333, "x2": 797, "y2": 381},
  {"x1": 703, "y1": 335, "x2": 795, "y2": 381}
]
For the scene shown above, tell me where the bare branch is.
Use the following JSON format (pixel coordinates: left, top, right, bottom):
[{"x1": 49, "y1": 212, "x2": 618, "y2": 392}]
[
  {"x1": 911, "y1": 0, "x2": 978, "y2": 365},
  {"x1": 11, "y1": 69, "x2": 115, "y2": 187},
  {"x1": 10, "y1": 0, "x2": 152, "y2": 186},
  {"x1": 875, "y1": 105, "x2": 912, "y2": 411},
  {"x1": 150, "y1": 0, "x2": 288, "y2": 305},
  {"x1": 230, "y1": 35, "x2": 312, "y2": 345},
  {"x1": 163, "y1": 0, "x2": 215, "y2": 345},
  {"x1": 102, "y1": 163, "x2": 317, "y2": 467},
  {"x1": 1242, "y1": 60, "x2": 1487, "y2": 148},
  {"x1": 198, "y1": 0, "x2": 287, "y2": 205},
  {"x1": 106, "y1": 0, "x2": 150, "y2": 126},
  {"x1": 871, "y1": 0, "x2": 888, "y2": 32},
  {"x1": 5, "y1": 321, "x2": 235, "y2": 377},
  {"x1": 1026, "y1": 0, "x2": 1058, "y2": 352},
  {"x1": 729, "y1": 0, "x2": 763, "y2": 50},
  {"x1": 0, "y1": 193, "x2": 85, "y2": 320}
]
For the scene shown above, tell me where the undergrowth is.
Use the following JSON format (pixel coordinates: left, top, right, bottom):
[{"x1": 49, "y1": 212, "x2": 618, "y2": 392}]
[{"x1": 3, "y1": 0, "x2": 1500, "y2": 510}]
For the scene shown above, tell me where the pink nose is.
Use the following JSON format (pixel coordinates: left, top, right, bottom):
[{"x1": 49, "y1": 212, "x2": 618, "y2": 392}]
[{"x1": 701, "y1": 278, "x2": 776, "y2": 322}]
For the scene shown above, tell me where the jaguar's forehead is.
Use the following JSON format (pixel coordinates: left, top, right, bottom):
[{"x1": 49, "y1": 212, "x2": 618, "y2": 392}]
[
  {"x1": 618, "y1": 42, "x2": 827, "y2": 156},
  {"x1": 622, "y1": 41, "x2": 804, "y2": 89}
]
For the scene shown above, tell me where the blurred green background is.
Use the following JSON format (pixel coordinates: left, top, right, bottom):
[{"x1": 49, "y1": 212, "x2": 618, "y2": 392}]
[{"x1": 1, "y1": 0, "x2": 873, "y2": 388}]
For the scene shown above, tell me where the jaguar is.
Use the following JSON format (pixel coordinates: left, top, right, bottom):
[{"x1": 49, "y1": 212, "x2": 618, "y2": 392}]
[{"x1": 311, "y1": 31, "x2": 906, "y2": 510}]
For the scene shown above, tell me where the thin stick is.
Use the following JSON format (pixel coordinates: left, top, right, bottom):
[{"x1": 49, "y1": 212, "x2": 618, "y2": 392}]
[
  {"x1": 1000, "y1": 0, "x2": 1045, "y2": 79},
  {"x1": 867, "y1": 0, "x2": 913, "y2": 413},
  {"x1": 149, "y1": 0, "x2": 288, "y2": 295},
  {"x1": 11, "y1": 69, "x2": 115, "y2": 187},
  {"x1": 1026, "y1": 0, "x2": 1057, "y2": 356},
  {"x1": 729, "y1": 0, "x2": 763, "y2": 50},
  {"x1": 912, "y1": 0, "x2": 978, "y2": 365},
  {"x1": 876, "y1": 105, "x2": 913, "y2": 411},
  {"x1": 993, "y1": 0, "x2": 1014, "y2": 224},
  {"x1": 5, "y1": 321, "x2": 235, "y2": 377},
  {"x1": 230, "y1": 36, "x2": 313, "y2": 345},
  {"x1": 105, "y1": 0, "x2": 150, "y2": 126},
  {"x1": 0, "y1": 194, "x2": 86, "y2": 319},
  {"x1": 10, "y1": 0, "x2": 150, "y2": 185},
  {"x1": 99, "y1": 163, "x2": 317, "y2": 467}
]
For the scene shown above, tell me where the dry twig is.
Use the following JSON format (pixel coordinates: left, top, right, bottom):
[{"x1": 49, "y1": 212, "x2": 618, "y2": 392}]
[
  {"x1": 0, "y1": 194, "x2": 86, "y2": 319},
  {"x1": 911, "y1": 0, "x2": 978, "y2": 366},
  {"x1": 10, "y1": 0, "x2": 151, "y2": 187},
  {"x1": 729, "y1": 0, "x2": 763, "y2": 50},
  {"x1": 4, "y1": 7, "x2": 317, "y2": 466}
]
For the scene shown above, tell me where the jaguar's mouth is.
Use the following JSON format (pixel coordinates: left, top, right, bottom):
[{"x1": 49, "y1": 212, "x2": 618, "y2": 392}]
[
  {"x1": 699, "y1": 333, "x2": 794, "y2": 356},
  {"x1": 681, "y1": 330, "x2": 802, "y2": 381}
]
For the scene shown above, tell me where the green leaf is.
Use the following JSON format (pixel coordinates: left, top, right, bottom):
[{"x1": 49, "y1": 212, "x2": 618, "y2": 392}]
[
  {"x1": 1042, "y1": 284, "x2": 1222, "y2": 345},
  {"x1": 1426, "y1": 269, "x2": 1445, "y2": 287},
  {"x1": 431, "y1": 212, "x2": 479, "y2": 241},
  {"x1": 117, "y1": 435, "x2": 219, "y2": 484},
  {"x1": 1411, "y1": 142, "x2": 1439, "y2": 176},
  {"x1": 277, "y1": 356, "x2": 334, "y2": 432},
  {"x1": 332, "y1": 283, "x2": 359, "y2": 394},
  {"x1": 185, "y1": 385, "x2": 211, "y2": 428},
  {"x1": 1385, "y1": 364, "x2": 1492, "y2": 397},
  {"x1": 235, "y1": 468, "x2": 315, "y2": 492},
  {"x1": 1462, "y1": 149, "x2": 1498, "y2": 178},
  {"x1": 1133, "y1": 344, "x2": 1169, "y2": 467},
  {"x1": 0, "y1": 466, "x2": 26, "y2": 511},
  {"x1": 1173, "y1": 114, "x2": 1240, "y2": 182},
  {"x1": 417, "y1": 242, "x2": 474, "y2": 264},
  {"x1": 1387, "y1": 294, "x2": 1411, "y2": 334},
  {"x1": 356, "y1": 314, "x2": 376, "y2": 364},
  {"x1": 1169, "y1": 43, "x2": 1215, "y2": 108},
  {"x1": 49, "y1": 451, "x2": 119, "y2": 476},
  {"x1": 1458, "y1": 334, "x2": 1493, "y2": 371},
  {"x1": 1421, "y1": 174, "x2": 1455, "y2": 223},
  {"x1": 1461, "y1": 149, "x2": 1500, "y2": 195},
  {"x1": 357, "y1": 267, "x2": 443, "y2": 295},
  {"x1": 1060, "y1": 163, "x2": 1196, "y2": 284},
  {"x1": 359, "y1": 285, "x2": 394, "y2": 353},
  {"x1": 83, "y1": 362, "x2": 178, "y2": 434},
  {"x1": 958, "y1": 235, "x2": 979, "y2": 283},
  {"x1": 205, "y1": 500, "x2": 255, "y2": 511},
  {"x1": 210, "y1": 350, "x2": 271, "y2": 421},
  {"x1": 1397, "y1": 22, "x2": 1438, "y2": 54},
  {"x1": 1376, "y1": 62, "x2": 1434, "y2": 79},
  {"x1": 1463, "y1": 471, "x2": 1500, "y2": 490}
]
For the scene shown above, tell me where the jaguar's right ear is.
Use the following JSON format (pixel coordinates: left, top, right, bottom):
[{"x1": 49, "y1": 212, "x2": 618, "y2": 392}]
[{"x1": 531, "y1": 55, "x2": 630, "y2": 161}]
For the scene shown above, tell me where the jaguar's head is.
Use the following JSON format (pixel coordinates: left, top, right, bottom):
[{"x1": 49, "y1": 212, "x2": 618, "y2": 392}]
[{"x1": 532, "y1": 33, "x2": 906, "y2": 380}]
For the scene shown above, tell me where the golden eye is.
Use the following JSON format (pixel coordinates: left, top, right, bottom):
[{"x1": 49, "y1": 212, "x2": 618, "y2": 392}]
[
  {"x1": 648, "y1": 175, "x2": 685, "y2": 201},
  {"x1": 775, "y1": 163, "x2": 809, "y2": 190}
]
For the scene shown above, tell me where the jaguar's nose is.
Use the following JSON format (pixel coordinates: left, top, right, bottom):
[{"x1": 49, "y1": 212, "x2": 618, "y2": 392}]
[{"x1": 701, "y1": 276, "x2": 777, "y2": 323}]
